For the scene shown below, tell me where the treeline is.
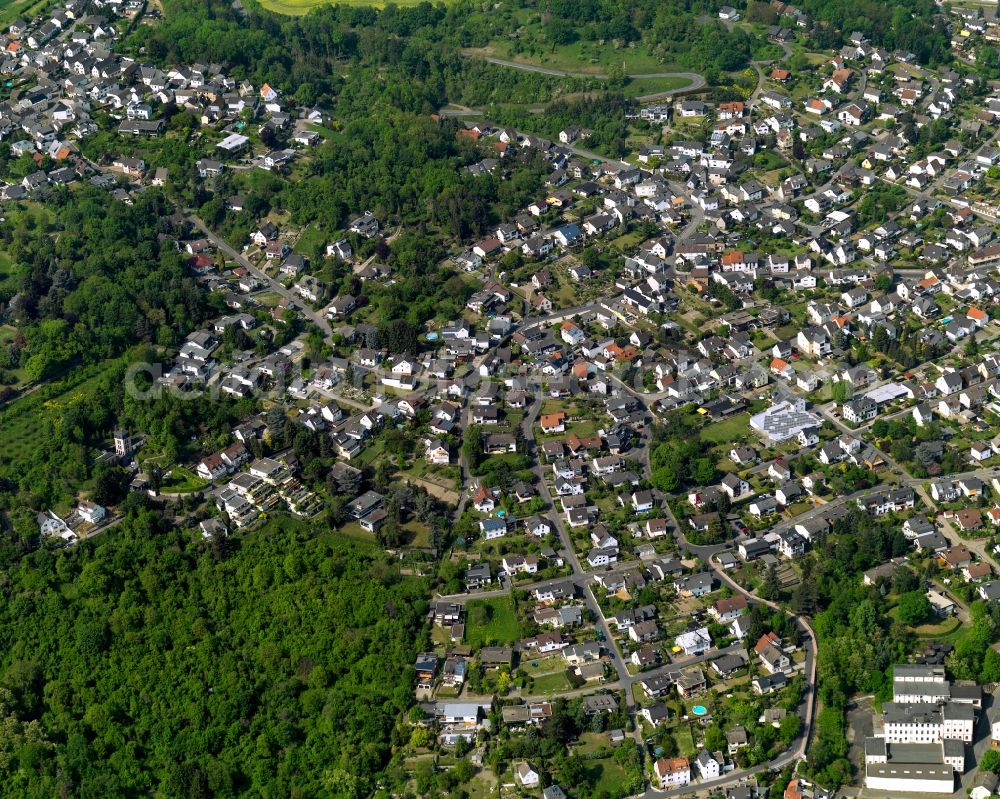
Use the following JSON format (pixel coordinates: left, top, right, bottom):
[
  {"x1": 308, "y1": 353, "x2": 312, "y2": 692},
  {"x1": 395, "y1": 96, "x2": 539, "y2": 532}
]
[
  {"x1": 125, "y1": 0, "x2": 596, "y2": 113},
  {"x1": 123, "y1": 0, "x2": 952, "y2": 139},
  {"x1": 0, "y1": 360, "x2": 255, "y2": 520},
  {"x1": 797, "y1": 511, "x2": 917, "y2": 786},
  {"x1": 489, "y1": 94, "x2": 629, "y2": 157},
  {"x1": 797, "y1": 0, "x2": 951, "y2": 66},
  {"x1": 0, "y1": 510, "x2": 429, "y2": 798}
]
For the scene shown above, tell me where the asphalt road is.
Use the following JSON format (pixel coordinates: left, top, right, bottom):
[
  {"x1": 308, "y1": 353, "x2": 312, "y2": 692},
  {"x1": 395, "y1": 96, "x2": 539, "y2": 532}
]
[
  {"x1": 186, "y1": 214, "x2": 333, "y2": 337},
  {"x1": 472, "y1": 54, "x2": 706, "y2": 90}
]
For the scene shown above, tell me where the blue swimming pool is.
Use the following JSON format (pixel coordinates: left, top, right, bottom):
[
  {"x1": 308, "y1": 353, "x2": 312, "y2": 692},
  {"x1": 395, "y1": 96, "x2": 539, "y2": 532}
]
[{"x1": 692, "y1": 705, "x2": 708, "y2": 716}]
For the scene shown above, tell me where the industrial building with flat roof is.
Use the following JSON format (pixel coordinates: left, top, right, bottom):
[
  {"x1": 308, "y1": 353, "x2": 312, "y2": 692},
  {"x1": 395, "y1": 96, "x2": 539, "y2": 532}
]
[{"x1": 865, "y1": 763, "x2": 954, "y2": 794}]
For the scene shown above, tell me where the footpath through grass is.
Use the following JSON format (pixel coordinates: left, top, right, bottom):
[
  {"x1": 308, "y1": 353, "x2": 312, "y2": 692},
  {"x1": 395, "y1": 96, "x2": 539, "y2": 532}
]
[{"x1": 258, "y1": 0, "x2": 434, "y2": 13}]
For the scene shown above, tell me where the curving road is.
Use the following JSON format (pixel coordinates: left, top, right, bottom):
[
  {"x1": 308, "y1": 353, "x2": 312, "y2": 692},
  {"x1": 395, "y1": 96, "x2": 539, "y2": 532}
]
[
  {"x1": 184, "y1": 213, "x2": 334, "y2": 337},
  {"x1": 472, "y1": 54, "x2": 706, "y2": 93}
]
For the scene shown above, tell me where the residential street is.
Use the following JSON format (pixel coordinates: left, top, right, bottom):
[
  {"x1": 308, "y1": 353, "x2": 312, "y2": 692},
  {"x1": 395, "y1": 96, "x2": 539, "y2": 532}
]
[{"x1": 187, "y1": 213, "x2": 334, "y2": 336}]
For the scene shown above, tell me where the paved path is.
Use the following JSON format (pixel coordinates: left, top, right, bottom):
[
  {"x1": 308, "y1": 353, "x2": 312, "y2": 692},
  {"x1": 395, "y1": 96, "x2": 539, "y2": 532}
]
[
  {"x1": 519, "y1": 383, "x2": 645, "y2": 749},
  {"x1": 187, "y1": 214, "x2": 333, "y2": 336},
  {"x1": 78, "y1": 149, "x2": 336, "y2": 339},
  {"x1": 471, "y1": 54, "x2": 706, "y2": 90}
]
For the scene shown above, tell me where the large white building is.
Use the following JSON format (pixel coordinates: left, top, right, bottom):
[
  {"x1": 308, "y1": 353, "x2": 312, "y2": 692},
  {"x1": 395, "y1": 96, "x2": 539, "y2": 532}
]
[
  {"x1": 864, "y1": 739, "x2": 961, "y2": 795},
  {"x1": 865, "y1": 763, "x2": 954, "y2": 794},
  {"x1": 882, "y1": 702, "x2": 974, "y2": 744},
  {"x1": 893, "y1": 664, "x2": 950, "y2": 704},
  {"x1": 894, "y1": 664, "x2": 947, "y2": 684},
  {"x1": 867, "y1": 667, "x2": 980, "y2": 795},
  {"x1": 891, "y1": 664, "x2": 982, "y2": 708},
  {"x1": 749, "y1": 398, "x2": 821, "y2": 443},
  {"x1": 865, "y1": 739, "x2": 965, "y2": 772}
]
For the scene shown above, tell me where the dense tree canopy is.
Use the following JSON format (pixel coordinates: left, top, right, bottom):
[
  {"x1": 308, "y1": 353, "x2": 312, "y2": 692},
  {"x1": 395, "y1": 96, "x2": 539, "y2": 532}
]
[
  {"x1": 0, "y1": 512, "x2": 428, "y2": 798},
  {"x1": 0, "y1": 188, "x2": 216, "y2": 381}
]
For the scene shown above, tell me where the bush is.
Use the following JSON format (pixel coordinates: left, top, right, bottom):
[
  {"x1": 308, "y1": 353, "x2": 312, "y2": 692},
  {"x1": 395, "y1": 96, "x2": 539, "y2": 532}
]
[{"x1": 896, "y1": 590, "x2": 932, "y2": 626}]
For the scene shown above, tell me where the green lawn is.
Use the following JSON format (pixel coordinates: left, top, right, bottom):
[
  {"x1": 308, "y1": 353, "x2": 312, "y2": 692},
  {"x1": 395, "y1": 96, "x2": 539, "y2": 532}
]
[
  {"x1": 575, "y1": 732, "x2": 612, "y2": 755},
  {"x1": 0, "y1": 0, "x2": 47, "y2": 29},
  {"x1": 252, "y1": 290, "x2": 284, "y2": 307},
  {"x1": 566, "y1": 419, "x2": 601, "y2": 439},
  {"x1": 294, "y1": 223, "x2": 327, "y2": 257},
  {"x1": 610, "y1": 231, "x2": 645, "y2": 253},
  {"x1": 621, "y1": 75, "x2": 693, "y2": 97},
  {"x1": 465, "y1": 775, "x2": 496, "y2": 799},
  {"x1": 339, "y1": 521, "x2": 377, "y2": 543},
  {"x1": 401, "y1": 520, "x2": 432, "y2": 548},
  {"x1": 912, "y1": 616, "x2": 963, "y2": 639},
  {"x1": 0, "y1": 359, "x2": 125, "y2": 468},
  {"x1": 465, "y1": 596, "x2": 521, "y2": 648},
  {"x1": 308, "y1": 124, "x2": 346, "y2": 142},
  {"x1": 591, "y1": 758, "x2": 629, "y2": 794},
  {"x1": 700, "y1": 413, "x2": 751, "y2": 444},
  {"x1": 522, "y1": 654, "x2": 566, "y2": 675},
  {"x1": 673, "y1": 723, "x2": 696, "y2": 756},
  {"x1": 531, "y1": 670, "x2": 572, "y2": 694},
  {"x1": 161, "y1": 467, "x2": 210, "y2": 493},
  {"x1": 259, "y1": 0, "x2": 432, "y2": 12}
]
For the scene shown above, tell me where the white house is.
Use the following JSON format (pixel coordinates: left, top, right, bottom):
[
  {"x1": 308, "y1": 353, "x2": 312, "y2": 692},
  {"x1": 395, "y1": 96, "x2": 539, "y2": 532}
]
[
  {"x1": 515, "y1": 763, "x2": 540, "y2": 788},
  {"x1": 972, "y1": 442, "x2": 993, "y2": 462},
  {"x1": 480, "y1": 518, "x2": 508, "y2": 540},
  {"x1": 654, "y1": 757, "x2": 691, "y2": 788},
  {"x1": 674, "y1": 627, "x2": 712, "y2": 656},
  {"x1": 77, "y1": 500, "x2": 107, "y2": 524},
  {"x1": 695, "y1": 749, "x2": 720, "y2": 781}
]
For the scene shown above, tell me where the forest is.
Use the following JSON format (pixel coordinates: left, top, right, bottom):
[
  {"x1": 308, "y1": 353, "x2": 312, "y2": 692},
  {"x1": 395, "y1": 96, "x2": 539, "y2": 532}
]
[
  {"x1": 0, "y1": 187, "x2": 215, "y2": 383},
  {"x1": 120, "y1": 0, "x2": 952, "y2": 107},
  {"x1": 0, "y1": 510, "x2": 429, "y2": 799}
]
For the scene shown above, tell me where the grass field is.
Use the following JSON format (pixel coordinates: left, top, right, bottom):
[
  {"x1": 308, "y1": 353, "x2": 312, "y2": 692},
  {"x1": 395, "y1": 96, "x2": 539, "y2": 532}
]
[
  {"x1": 0, "y1": 361, "x2": 121, "y2": 469},
  {"x1": 294, "y1": 223, "x2": 326, "y2": 257},
  {"x1": 0, "y1": 0, "x2": 47, "y2": 29},
  {"x1": 468, "y1": 39, "x2": 676, "y2": 76},
  {"x1": 531, "y1": 670, "x2": 572, "y2": 694},
  {"x1": 574, "y1": 732, "x2": 611, "y2": 755},
  {"x1": 912, "y1": 616, "x2": 963, "y2": 639},
  {"x1": 401, "y1": 520, "x2": 432, "y2": 548},
  {"x1": 700, "y1": 413, "x2": 751, "y2": 444},
  {"x1": 621, "y1": 75, "x2": 693, "y2": 97},
  {"x1": 672, "y1": 722, "x2": 696, "y2": 756},
  {"x1": 590, "y1": 758, "x2": 629, "y2": 794},
  {"x1": 308, "y1": 124, "x2": 346, "y2": 142},
  {"x1": 465, "y1": 596, "x2": 521, "y2": 648},
  {"x1": 258, "y1": 0, "x2": 424, "y2": 13},
  {"x1": 339, "y1": 521, "x2": 378, "y2": 543},
  {"x1": 345, "y1": 518, "x2": 456, "y2": 550},
  {"x1": 161, "y1": 467, "x2": 210, "y2": 493}
]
